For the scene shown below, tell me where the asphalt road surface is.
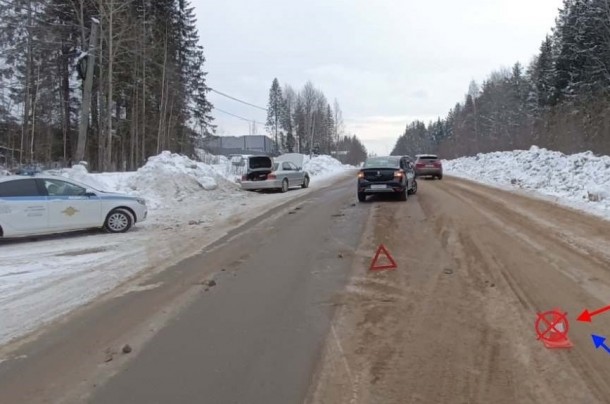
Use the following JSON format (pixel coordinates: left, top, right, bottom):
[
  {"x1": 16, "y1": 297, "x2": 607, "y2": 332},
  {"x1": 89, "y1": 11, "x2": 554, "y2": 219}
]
[{"x1": 0, "y1": 176, "x2": 609, "y2": 404}]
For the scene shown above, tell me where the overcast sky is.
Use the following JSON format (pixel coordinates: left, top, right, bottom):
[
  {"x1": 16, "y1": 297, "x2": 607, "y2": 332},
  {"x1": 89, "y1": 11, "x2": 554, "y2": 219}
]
[{"x1": 195, "y1": 0, "x2": 563, "y2": 155}]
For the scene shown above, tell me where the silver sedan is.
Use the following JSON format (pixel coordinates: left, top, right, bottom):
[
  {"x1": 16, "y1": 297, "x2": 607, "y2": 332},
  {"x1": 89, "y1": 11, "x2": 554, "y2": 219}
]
[{"x1": 240, "y1": 161, "x2": 310, "y2": 193}]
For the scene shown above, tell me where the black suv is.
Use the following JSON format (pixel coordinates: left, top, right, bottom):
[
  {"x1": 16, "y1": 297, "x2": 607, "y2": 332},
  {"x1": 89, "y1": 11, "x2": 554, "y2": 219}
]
[{"x1": 357, "y1": 156, "x2": 417, "y2": 202}]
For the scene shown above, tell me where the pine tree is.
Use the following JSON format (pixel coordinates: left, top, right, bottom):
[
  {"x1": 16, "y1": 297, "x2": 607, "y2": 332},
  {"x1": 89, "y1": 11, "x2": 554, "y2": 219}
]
[
  {"x1": 265, "y1": 78, "x2": 283, "y2": 155},
  {"x1": 532, "y1": 36, "x2": 556, "y2": 108},
  {"x1": 0, "y1": 0, "x2": 50, "y2": 164},
  {"x1": 553, "y1": 0, "x2": 588, "y2": 104},
  {"x1": 179, "y1": 2, "x2": 214, "y2": 150},
  {"x1": 336, "y1": 135, "x2": 367, "y2": 165},
  {"x1": 281, "y1": 85, "x2": 296, "y2": 153},
  {"x1": 0, "y1": 0, "x2": 213, "y2": 170}
]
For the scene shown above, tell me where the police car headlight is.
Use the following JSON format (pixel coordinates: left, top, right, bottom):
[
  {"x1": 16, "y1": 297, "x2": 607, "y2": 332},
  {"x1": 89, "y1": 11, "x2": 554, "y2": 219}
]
[{"x1": 136, "y1": 198, "x2": 146, "y2": 206}]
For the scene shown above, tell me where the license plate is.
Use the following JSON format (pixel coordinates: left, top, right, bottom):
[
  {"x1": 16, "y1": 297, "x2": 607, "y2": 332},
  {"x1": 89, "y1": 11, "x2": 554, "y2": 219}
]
[
  {"x1": 426, "y1": 164, "x2": 435, "y2": 167},
  {"x1": 371, "y1": 184, "x2": 387, "y2": 190}
]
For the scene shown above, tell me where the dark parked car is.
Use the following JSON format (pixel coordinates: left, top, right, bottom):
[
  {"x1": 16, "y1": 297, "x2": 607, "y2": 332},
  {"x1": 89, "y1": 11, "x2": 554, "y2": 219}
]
[
  {"x1": 357, "y1": 156, "x2": 417, "y2": 202},
  {"x1": 414, "y1": 154, "x2": 443, "y2": 179}
]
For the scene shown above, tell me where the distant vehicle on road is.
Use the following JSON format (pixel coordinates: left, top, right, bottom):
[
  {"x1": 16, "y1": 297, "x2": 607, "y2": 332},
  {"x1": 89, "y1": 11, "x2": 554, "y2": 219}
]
[
  {"x1": 0, "y1": 175, "x2": 147, "y2": 238},
  {"x1": 357, "y1": 156, "x2": 417, "y2": 202},
  {"x1": 414, "y1": 154, "x2": 443, "y2": 179},
  {"x1": 239, "y1": 154, "x2": 310, "y2": 193}
]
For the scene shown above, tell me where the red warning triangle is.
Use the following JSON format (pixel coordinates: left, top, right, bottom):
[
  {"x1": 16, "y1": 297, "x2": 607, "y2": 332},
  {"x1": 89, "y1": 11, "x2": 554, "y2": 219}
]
[{"x1": 370, "y1": 244, "x2": 397, "y2": 271}]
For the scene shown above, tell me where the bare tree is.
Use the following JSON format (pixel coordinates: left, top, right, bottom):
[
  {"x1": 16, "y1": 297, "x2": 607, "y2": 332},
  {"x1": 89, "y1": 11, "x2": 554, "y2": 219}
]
[{"x1": 75, "y1": 18, "x2": 98, "y2": 163}]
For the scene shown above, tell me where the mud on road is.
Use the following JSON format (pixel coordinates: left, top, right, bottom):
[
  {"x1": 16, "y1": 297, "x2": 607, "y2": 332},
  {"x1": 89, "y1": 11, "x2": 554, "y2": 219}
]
[{"x1": 307, "y1": 177, "x2": 610, "y2": 404}]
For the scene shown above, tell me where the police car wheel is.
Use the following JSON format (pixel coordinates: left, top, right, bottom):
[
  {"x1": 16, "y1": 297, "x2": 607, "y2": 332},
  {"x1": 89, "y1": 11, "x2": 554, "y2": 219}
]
[{"x1": 104, "y1": 209, "x2": 133, "y2": 233}]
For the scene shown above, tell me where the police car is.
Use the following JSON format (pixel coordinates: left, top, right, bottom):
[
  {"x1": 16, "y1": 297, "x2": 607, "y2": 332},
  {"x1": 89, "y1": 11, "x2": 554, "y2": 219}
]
[{"x1": 0, "y1": 175, "x2": 147, "y2": 238}]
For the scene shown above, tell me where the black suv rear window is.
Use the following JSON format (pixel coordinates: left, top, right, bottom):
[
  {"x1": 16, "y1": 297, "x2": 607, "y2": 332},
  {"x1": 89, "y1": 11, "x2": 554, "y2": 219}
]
[
  {"x1": 0, "y1": 179, "x2": 42, "y2": 197},
  {"x1": 364, "y1": 157, "x2": 400, "y2": 168}
]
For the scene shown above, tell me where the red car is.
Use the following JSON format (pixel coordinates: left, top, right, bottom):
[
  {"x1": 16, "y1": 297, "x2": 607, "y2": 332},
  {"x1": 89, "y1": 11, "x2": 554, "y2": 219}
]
[{"x1": 414, "y1": 154, "x2": 443, "y2": 179}]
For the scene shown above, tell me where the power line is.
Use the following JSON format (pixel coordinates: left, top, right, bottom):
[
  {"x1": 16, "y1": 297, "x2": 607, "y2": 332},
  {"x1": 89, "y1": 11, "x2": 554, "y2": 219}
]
[
  {"x1": 213, "y1": 107, "x2": 266, "y2": 126},
  {"x1": 209, "y1": 88, "x2": 268, "y2": 111}
]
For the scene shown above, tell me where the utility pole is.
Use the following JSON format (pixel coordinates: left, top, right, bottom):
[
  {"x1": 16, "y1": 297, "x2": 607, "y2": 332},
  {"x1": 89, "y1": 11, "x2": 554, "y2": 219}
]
[{"x1": 75, "y1": 18, "x2": 99, "y2": 163}]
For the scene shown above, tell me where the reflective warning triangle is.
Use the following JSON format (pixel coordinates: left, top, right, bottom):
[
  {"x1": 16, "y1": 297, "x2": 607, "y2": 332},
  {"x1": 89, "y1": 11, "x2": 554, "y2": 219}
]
[{"x1": 370, "y1": 244, "x2": 397, "y2": 271}]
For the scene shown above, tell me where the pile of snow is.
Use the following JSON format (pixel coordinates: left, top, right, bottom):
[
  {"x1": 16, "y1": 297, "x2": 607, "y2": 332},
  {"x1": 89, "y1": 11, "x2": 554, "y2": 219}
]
[
  {"x1": 195, "y1": 148, "x2": 228, "y2": 166},
  {"x1": 47, "y1": 152, "x2": 351, "y2": 212},
  {"x1": 303, "y1": 155, "x2": 352, "y2": 178},
  {"x1": 49, "y1": 151, "x2": 240, "y2": 211},
  {"x1": 45, "y1": 153, "x2": 352, "y2": 208},
  {"x1": 125, "y1": 152, "x2": 227, "y2": 210},
  {"x1": 444, "y1": 146, "x2": 610, "y2": 217},
  {"x1": 210, "y1": 158, "x2": 241, "y2": 183},
  {"x1": 55, "y1": 164, "x2": 119, "y2": 191}
]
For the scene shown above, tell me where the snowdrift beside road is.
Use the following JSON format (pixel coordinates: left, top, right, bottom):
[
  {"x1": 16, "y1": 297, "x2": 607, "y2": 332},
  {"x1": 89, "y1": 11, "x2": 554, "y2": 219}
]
[
  {"x1": 125, "y1": 152, "x2": 237, "y2": 210},
  {"x1": 303, "y1": 155, "x2": 352, "y2": 179},
  {"x1": 51, "y1": 152, "x2": 351, "y2": 211},
  {"x1": 444, "y1": 146, "x2": 610, "y2": 219},
  {"x1": 52, "y1": 151, "x2": 240, "y2": 210},
  {"x1": 56, "y1": 164, "x2": 124, "y2": 192}
]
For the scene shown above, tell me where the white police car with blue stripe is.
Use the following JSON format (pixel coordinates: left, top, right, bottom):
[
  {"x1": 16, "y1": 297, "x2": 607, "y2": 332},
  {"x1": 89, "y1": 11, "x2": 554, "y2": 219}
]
[{"x1": 0, "y1": 175, "x2": 147, "y2": 238}]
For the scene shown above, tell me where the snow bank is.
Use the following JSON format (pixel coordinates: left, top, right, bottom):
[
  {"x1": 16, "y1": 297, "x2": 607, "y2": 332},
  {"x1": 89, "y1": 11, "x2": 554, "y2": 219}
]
[
  {"x1": 49, "y1": 151, "x2": 239, "y2": 211},
  {"x1": 125, "y1": 152, "x2": 226, "y2": 210},
  {"x1": 444, "y1": 146, "x2": 610, "y2": 219},
  {"x1": 54, "y1": 164, "x2": 123, "y2": 192},
  {"x1": 303, "y1": 155, "x2": 352, "y2": 179},
  {"x1": 195, "y1": 148, "x2": 228, "y2": 166},
  {"x1": 45, "y1": 152, "x2": 351, "y2": 209}
]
